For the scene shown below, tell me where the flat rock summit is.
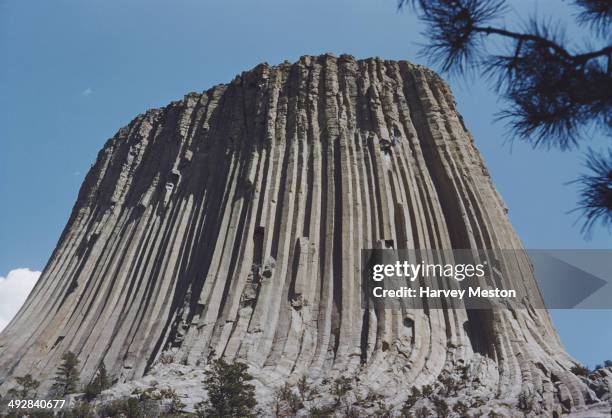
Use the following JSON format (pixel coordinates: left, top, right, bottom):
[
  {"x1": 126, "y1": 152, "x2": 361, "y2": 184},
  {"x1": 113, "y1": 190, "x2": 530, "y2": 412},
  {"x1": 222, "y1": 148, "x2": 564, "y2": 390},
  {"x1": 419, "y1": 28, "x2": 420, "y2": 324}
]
[{"x1": 1, "y1": 54, "x2": 610, "y2": 416}]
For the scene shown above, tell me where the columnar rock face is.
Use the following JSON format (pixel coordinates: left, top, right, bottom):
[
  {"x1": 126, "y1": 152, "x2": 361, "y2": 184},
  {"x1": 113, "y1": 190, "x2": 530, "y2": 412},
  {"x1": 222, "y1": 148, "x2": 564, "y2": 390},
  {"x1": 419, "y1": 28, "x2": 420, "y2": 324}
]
[{"x1": 0, "y1": 54, "x2": 606, "y2": 415}]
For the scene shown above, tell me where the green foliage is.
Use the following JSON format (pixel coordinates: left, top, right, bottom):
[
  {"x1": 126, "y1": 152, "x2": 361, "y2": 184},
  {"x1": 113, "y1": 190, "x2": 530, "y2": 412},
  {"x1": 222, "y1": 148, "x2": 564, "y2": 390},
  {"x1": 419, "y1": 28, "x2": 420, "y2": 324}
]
[
  {"x1": 432, "y1": 396, "x2": 450, "y2": 418},
  {"x1": 159, "y1": 352, "x2": 175, "y2": 365},
  {"x1": 574, "y1": 150, "x2": 612, "y2": 235},
  {"x1": 198, "y1": 358, "x2": 257, "y2": 418},
  {"x1": 414, "y1": 406, "x2": 431, "y2": 418},
  {"x1": 331, "y1": 376, "x2": 352, "y2": 400},
  {"x1": 161, "y1": 388, "x2": 186, "y2": 414},
  {"x1": 571, "y1": 364, "x2": 591, "y2": 376},
  {"x1": 22, "y1": 411, "x2": 55, "y2": 418},
  {"x1": 332, "y1": 376, "x2": 352, "y2": 398},
  {"x1": 98, "y1": 398, "x2": 146, "y2": 418},
  {"x1": 140, "y1": 398, "x2": 162, "y2": 417},
  {"x1": 420, "y1": 384, "x2": 433, "y2": 398},
  {"x1": 330, "y1": 375, "x2": 353, "y2": 415},
  {"x1": 457, "y1": 364, "x2": 469, "y2": 381},
  {"x1": 122, "y1": 397, "x2": 146, "y2": 418},
  {"x1": 309, "y1": 404, "x2": 336, "y2": 417},
  {"x1": 2, "y1": 409, "x2": 40, "y2": 418},
  {"x1": 84, "y1": 362, "x2": 111, "y2": 400},
  {"x1": 275, "y1": 383, "x2": 303, "y2": 416},
  {"x1": 125, "y1": 387, "x2": 185, "y2": 416},
  {"x1": 6, "y1": 374, "x2": 40, "y2": 399},
  {"x1": 453, "y1": 400, "x2": 469, "y2": 416},
  {"x1": 438, "y1": 374, "x2": 456, "y2": 396},
  {"x1": 438, "y1": 365, "x2": 469, "y2": 397},
  {"x1": 52, "y1": 351, "x2": 80, "y2": 397},
  {"x1": 399, "y1": 0, "x2": 612, "y2": 234},
  {"x1": 470, "y1": 397, "x2": 485, "y2": 409},
  {"x1": 361, "y1": 392, "x2": 384, "y2": 405},
  {"x1": 296, "y1": 375, "x2": 318, "y2": 401},
  {"x1": 195, "y1": 402, "x2": 206, "y2": 417},
  {"x1": 401, "y1": 386, "x2": 422, "y2": 413},
  {"x1": 374, "y1": 399, "x2": 393, "y2": 417}
]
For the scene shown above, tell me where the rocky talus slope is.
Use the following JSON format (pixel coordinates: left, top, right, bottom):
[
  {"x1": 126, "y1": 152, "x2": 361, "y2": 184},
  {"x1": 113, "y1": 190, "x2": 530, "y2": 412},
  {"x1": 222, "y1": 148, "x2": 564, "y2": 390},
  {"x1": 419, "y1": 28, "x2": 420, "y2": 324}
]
[{"x1": 1, "y1": 54, "x2": 610, "y2": 416}]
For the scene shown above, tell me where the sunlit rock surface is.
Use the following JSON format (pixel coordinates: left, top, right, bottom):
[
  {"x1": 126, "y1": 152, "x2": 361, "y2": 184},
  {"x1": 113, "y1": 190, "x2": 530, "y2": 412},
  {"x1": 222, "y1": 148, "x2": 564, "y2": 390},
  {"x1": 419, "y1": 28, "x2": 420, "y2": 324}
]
[{"x1": 1, "y1": 54, "x2": 610, "y2": 416}]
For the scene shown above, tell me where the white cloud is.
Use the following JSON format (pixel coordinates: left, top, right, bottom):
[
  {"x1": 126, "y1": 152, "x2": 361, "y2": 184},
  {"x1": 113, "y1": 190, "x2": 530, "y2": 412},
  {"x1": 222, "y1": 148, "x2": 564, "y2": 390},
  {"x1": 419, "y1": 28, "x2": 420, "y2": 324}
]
[
  {"x1": 82, "y1": 87, "x2": 94, "y2": 97},
  {"x1": 0, "y1": 268, "x2": 41, "y2": 332}
]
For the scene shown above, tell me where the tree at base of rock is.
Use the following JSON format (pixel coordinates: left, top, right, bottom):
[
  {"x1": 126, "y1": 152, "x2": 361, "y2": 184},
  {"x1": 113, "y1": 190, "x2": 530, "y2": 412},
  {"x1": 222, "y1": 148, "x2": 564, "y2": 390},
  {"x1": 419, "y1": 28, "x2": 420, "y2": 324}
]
[
  {"x1": 51, "y1": 351, "x2": 80, "y2": 397},
  {"x1": 197, "y1": 358, "x2": 257, "y2": 418},
  {"x1": 84, "y1": 362, "x2": 111, "y2": 400},
  {"x1": 6, "y1": 374, "x2": 40, "y2": 399}
]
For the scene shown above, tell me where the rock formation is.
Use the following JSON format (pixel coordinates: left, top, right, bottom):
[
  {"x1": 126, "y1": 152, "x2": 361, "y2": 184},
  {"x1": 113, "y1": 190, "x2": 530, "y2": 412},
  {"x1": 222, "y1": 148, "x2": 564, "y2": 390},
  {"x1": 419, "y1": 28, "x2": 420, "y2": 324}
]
[{"x1": 1, "y1": 54, "x2": 609, "y2": 416}]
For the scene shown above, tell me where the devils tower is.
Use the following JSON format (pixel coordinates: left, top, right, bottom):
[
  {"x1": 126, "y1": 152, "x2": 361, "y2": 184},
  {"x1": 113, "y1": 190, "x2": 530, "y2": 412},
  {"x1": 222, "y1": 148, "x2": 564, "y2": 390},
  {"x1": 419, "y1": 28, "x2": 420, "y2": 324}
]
[{"x1": 1, "y1": 54, "x2": 610, "y2": 416}]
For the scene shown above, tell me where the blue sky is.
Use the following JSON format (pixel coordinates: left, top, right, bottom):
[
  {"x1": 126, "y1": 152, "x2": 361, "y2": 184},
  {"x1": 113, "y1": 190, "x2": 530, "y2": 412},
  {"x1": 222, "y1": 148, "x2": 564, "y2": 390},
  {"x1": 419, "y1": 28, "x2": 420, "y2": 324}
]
[{"x1": 0, "y1": 0, "x2": 610, "y2": 366}]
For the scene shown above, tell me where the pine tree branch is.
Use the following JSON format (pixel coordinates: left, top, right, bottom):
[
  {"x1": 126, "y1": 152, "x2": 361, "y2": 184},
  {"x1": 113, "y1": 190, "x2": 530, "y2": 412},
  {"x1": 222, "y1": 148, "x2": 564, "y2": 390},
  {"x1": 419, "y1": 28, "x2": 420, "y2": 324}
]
[
  {"x1": 473, "y1": 26, "x2": 573, "y2": 58},
  {"x1": 473, "y1": 25, "x2": 612, "y2": 64}
]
